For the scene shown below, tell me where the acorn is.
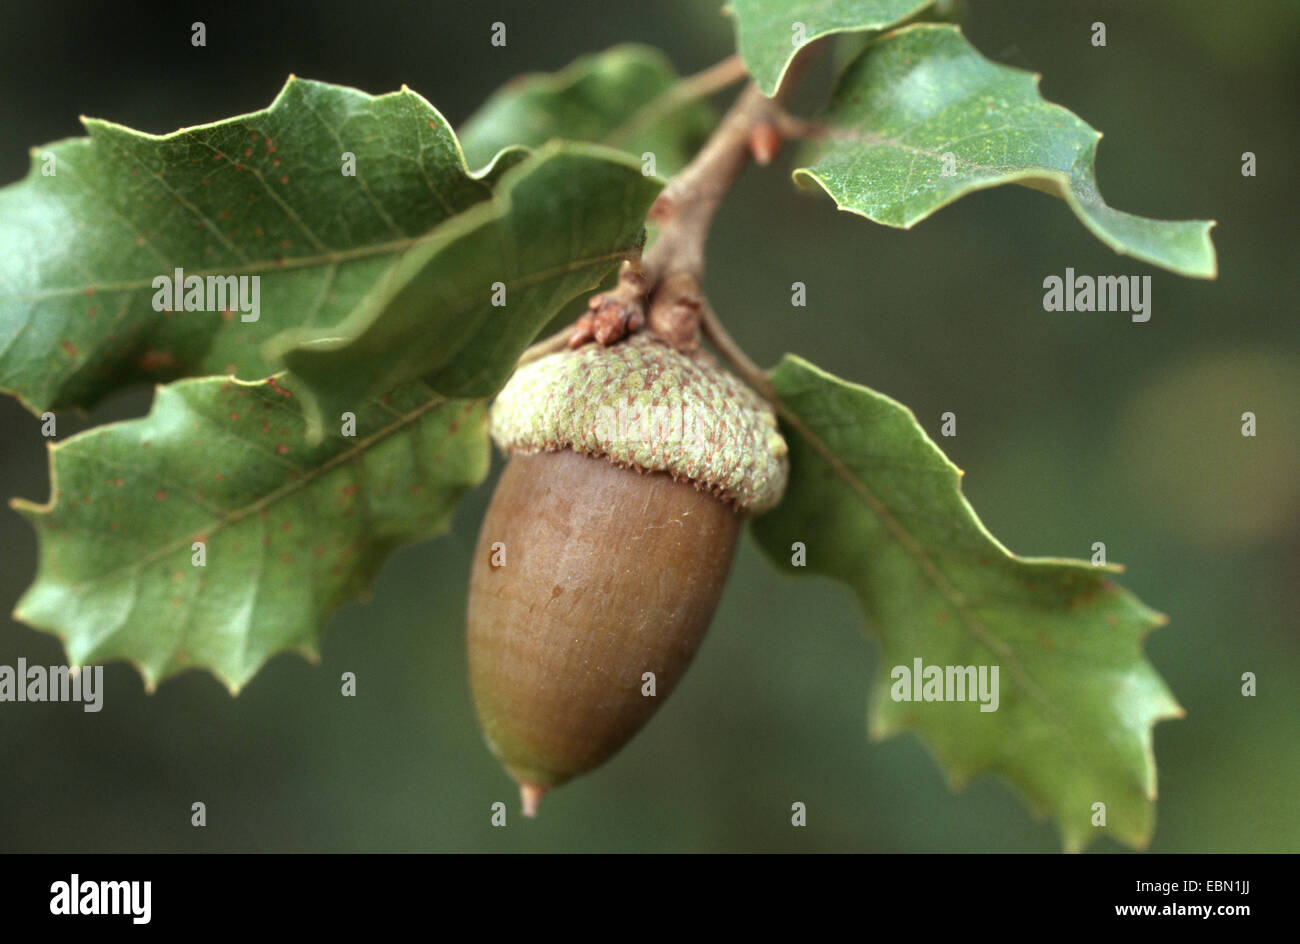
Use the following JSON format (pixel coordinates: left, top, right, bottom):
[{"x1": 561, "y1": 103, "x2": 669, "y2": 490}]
[{"x1": 467, "y1": 331, "x2": 788, "y2": 815}]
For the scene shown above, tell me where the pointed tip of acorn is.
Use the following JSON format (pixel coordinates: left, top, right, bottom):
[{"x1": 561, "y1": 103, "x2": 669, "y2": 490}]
[{"x1": 520, "y1": 782, "x2": 547, "y2": 818}]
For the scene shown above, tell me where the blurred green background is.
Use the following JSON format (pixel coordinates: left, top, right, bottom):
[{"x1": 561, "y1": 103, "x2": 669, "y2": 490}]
[{"x1": 1, "y1": 0, "x2": 1296, "y2": 852}]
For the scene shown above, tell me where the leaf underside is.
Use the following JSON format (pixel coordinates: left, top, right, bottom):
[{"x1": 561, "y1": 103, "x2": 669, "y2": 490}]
[
  {"x1": 751, "y1": 356, "x2": 1183, "y2": 851},
  {"x1": 795, "y1": 24, "x2": 1217, "y2": 278}
]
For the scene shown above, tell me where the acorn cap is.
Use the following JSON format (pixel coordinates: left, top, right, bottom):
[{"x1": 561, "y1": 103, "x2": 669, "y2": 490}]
[{"x1": 491, "y1": 333, "x2": 789, "y2": 514}]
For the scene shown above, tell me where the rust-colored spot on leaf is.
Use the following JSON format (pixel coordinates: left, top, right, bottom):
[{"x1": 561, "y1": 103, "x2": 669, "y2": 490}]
[
  {"x1": 155, "y1": 490, "x2": 167, "y2": 501},
  {"x1": 138, "y1": 350, "x2": 178, "y2": 371},
  {"x1": 340, "y1": 484, "x2": 358, "y2": 496},
  {"x1": 1070, "y1": 584, "x2": 1102, "y2": 608},
  {"x1": 60, "y1": 340, "x2": 80, "y2": 358},
  {"x1": 275, "y1": 443, "x2": 289, "y2": 455}
]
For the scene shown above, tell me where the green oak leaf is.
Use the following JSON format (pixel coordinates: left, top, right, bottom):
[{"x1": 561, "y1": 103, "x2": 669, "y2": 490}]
[
  {"x1": 751, "y1": 355, "x2": 1183, "y2": 851},
  {"x1": 727, "y1": 0, "x2": 933, "y2": 95},
  {"x1": 271, "y1": 143, "x2": 662, "y2": 432},
  {"x1": 458, "y1": 44, "x2": 715, "y2": 178},
  {"x1": 0, "y1": 76, "x2": 516, "y2": 416},
  {"x1": 11, "y1": 374, "x2": 487, "y2": 693},
  {"x1": 796, "y1": 24, "x2": 1217, "y2": 278}
]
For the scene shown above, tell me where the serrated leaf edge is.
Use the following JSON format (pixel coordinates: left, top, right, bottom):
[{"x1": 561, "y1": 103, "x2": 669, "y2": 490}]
[
  {"x1": 764, "y1": 353, "x2": 1184, "y2": 850},
  {"x1": 725, "y1": 0, "x2": 935, "y2": 96},
  {"x1": 0, "y1": 75, "x2": 505, "y2": 418},
  {"x1": 10, "y1": 372, "x2": 483, "y2": 696},
  {"x1": 792, "y1": 23, "x2": 1218, "y2": 279}
]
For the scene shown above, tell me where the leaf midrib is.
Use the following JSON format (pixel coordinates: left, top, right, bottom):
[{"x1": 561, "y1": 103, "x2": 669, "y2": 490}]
[
  {"x1": 3, "y1": 233, "x2": 450, "y2": 302},
  {"x1": 18, "y1": 382, "x2": 455, "y2": 591},
  {"x1": 770, "y1": 380, "x2": 1073, "y2": 736}
]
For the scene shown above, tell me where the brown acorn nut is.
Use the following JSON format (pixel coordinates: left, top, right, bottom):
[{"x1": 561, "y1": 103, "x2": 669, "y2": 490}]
[{"x1": 467, "y1": 332, "x2": 788, "y2": 814}]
